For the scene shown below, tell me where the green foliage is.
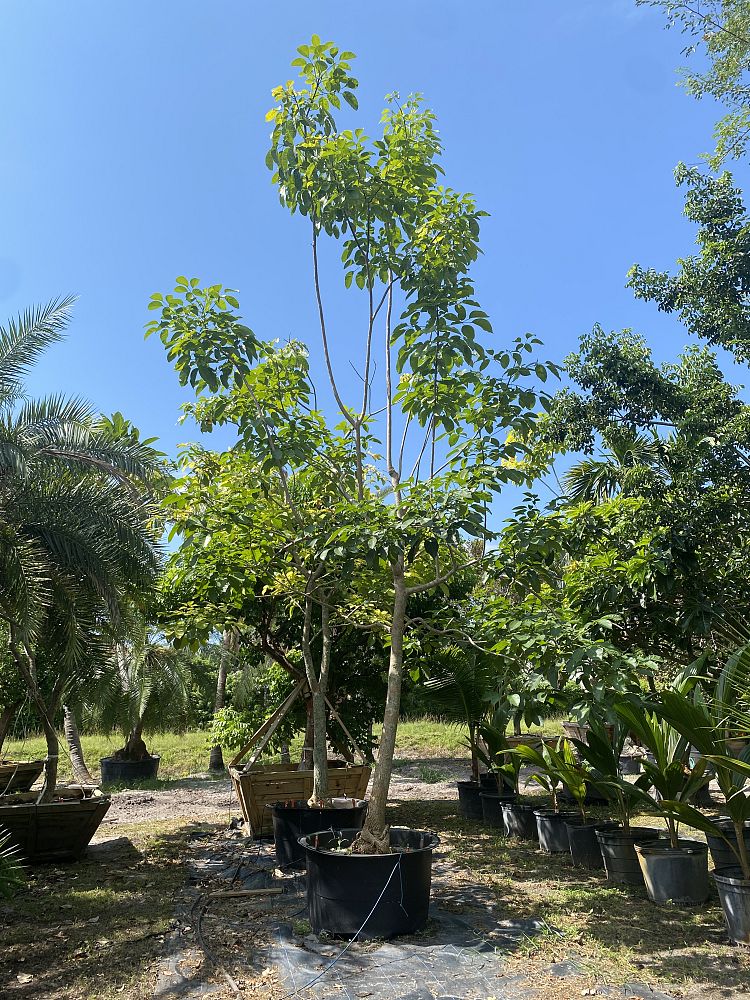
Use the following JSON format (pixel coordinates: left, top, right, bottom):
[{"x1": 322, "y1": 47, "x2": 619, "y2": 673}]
[
  {"x1": 641, "y1": 1, "x2": 750, "y2": 166},
  {"x1": 0, "y1": 825, "x2": 24, "y2": 899}
]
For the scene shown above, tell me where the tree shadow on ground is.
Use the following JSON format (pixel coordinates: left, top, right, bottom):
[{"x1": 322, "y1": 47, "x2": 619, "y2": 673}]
[
  {"x1": 388, "y1": 798, "x2": 749, "y2": 1000},
  {"x1": 0, "y1": 820, "x2": 219, "y2": 999}
]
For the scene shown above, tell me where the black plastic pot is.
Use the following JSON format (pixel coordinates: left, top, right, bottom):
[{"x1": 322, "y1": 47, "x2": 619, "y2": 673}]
[
  {"x1": 100, "y1": 755, "x2": 160, "y2": 784},
  {"x1": 565, "y1": 820, "x2": 617, "y2": 870},
  {"x1": 456, "y1": 780, "x2": 483, "y2": 821},
  {"x1": 300, "y1": 826, "x2": 439, "y2": 938},
  {"x1": 271, "y1": 799, "x2": 367, "y2": 869},
  {"x1": 706, "y1": 820, "x2": 750, "y2": 871},
  {"x1": 618, "y1": 755, "x2": 642, "y2": 776},
  {"x1": 713, "y1": 867, "x2": 750, "y2": 945},
  {"x1": 501, "y1": 801, "x2": 538, "y2": 840},
  {"x1": 635, "y1": 839, "x2": 709, "y2": 904},
  {"x1": 596, "y1": 826, "x2": 663, "y2": 885},
  {"x1": 480, "y1": 771, "x2": 515, "y2": 793},
  {"x1": 479, "y1": 791, "x2": 515, "y2": 828},
  {"x1": 534, "y1": 809, "x2": 578, "y2": 853}
]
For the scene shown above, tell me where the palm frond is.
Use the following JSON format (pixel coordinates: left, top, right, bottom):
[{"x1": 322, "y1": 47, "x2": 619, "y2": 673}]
[{"x1": 0, "y1": 297, "x2": 76, "y2": 406}]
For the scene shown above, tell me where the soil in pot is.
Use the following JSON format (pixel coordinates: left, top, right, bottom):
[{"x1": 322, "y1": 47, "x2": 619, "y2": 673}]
[
  {"x1": 456, "y1": 780, "x2": 483, "y2": 821},
  {"x1": 635, "y1": 839, "x2": 709, "y2": 905},
  {"x1": 713, "y1": 867, "x2": 750, "y2": 945},
  {"x1": 501, "y1": 801, "x2": 538, "y2": 840},
  {"x1": 706, "y1": 819, "x2": 750, "y2": 871},
  {"x1": 100, "y1": 754, "x2": 160, "y2": 784},
  {"x1": 300, "y1": 826, "x2": 439, "y2": 938},
  {"x1": 565, "y1": 820, "x2": 617, "y2": 869},
  {"x1": 271, "y1": 799, "x2": 367, "y2": 869},
  {"x1": 534, "y1": 809, "x2": 578, "y2": 853},
  {"x1": 479, "y1": 791, "x2": 515, "y2": 829},
  {"x1": 596, "y1": 826, "x2": 663, "y2": 885}
]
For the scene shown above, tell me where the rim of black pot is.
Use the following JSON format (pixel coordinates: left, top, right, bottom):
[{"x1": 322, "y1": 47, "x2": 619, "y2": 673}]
[
  {"x1": 271, "y1": 798, "x2": 367, "y2": 811},
  {"x1": 100, "y1": 753, "x2": 161, "y2": 762},
  {"x1": 533, "y1": 808, "x2": 579, "y2": 818},
  {"x1": 299, "y1": 825, "x2": 440, "y2": 858},
  {"x1": 635, "y1": 838, "x2": 707, "y2": 857},
  {"x1": 713, "y1": 865, "x2": 750, "y2": 885},
  {"x1": 479, "y1": 790, "x2": 516, "y2": 800}
]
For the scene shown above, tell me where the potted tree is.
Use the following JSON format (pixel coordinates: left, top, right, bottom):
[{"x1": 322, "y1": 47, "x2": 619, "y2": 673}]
[
  {"x1": 655, "y1": 689, "x2": 750, "y2": 943},
  {"x1": 90, "y1": 627, "x2": 193, "y2": 783},
  {"x1": 510, "y1": 741, "x2": 578, "y2": 853},
  {"x1": 574, "y1": 724, "x2": 663, "y2": 885},
  {"x1": 423, "y1": 650, "x2": 504, "y2": 821},
  {"x1": 152, "y1": 35, "x2": 555, "y2": 938},
  {"x1": 614, "y1": 697, "x2": 711, "y2": 905}
]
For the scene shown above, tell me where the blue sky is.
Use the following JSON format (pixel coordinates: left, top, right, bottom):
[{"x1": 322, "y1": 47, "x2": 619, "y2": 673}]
[{"x1": 1, "y1": 1, "x2": 742, "y2": 502}]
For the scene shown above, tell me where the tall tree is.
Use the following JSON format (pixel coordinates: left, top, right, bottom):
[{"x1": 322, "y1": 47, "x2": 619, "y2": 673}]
[{"x1": 150, "y1": 38, "x2": 555, "y2": 846}]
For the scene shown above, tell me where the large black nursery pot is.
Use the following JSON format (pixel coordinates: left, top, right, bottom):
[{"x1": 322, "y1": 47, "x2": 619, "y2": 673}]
[
  {"x1": 100, "y1": 754, "x2": 160, "y2": 784},
  {"x1": 480, "y1": 790, "x2": 515, "y2": 829},
  {"x1": 534, "y1": 809, "x2": 578, "y2": 853},
  {"x1": 300, "y1": 826, "x2": 439, "y2": 938},
  {"x1": 635, "y1": 839, "x2": 709, "y2": 905},
  {"x1": 501, "y1": 800, "x2": 538, "y2": 840},
  {"x1": 713, "y1": 868, "x2": 750, "y2": 945},
  {"x1": 596, "y1": 826, "x2": 663, "y2": 885},
  {"x1": 565, "y1": 820, "x2": 617, "y2": 870},
  {"x1": 271, "y1": 798, "x2": 367, "y2": 868},
  {"x1": 456, "y1": 780, "x2": 483, "y2": 821},
  {"x1": 706, "y1": 819, "x2": 750, "y2": 871}
]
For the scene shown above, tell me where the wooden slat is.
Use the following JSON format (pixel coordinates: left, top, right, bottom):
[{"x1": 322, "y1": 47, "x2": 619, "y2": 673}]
[{"x1": 228, "y1": 680, "x2": 305, "y2": 768}]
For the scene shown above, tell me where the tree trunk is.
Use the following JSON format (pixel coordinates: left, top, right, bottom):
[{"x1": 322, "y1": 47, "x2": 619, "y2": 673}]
[
  {"x1": 302, "y1": 594, "x2": 330, "y2": 805},
  {"x1": 0, "y1": 701, "x2": 20, "y2": 756},
  {"x1": 39, "y1": 714, "x2": 59, "y2": 802},
  {"x1": 117, "y1": 719, "x2": 149, "y2": 761},
  {"x1": 299, "y1": 695, "x2": 315, "y2": 768},
  {"x1": 360, "y1": 559, "x2": 407, "y2": 849},
  {"x1": 63, "y1": 705, "x2": 95, "y2": 785},
  {"x1": 208, "y1": 628, "x2": 235, "y2": 772}
]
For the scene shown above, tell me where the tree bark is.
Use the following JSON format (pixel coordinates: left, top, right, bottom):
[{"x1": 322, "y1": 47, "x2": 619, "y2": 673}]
[
  {"x1": 208, "y1": 628, "x2": 235, "y2": 772},
  {"x1": 360, "y1": 558, "x2": 407, "y2": 848},
  {"x1": 0, "y1": 701, "x2": 20, "y2": 756},
  {"x1": 301, "y1": 593, "x2": 331, "y2": 804},
  {"x1": 63, "y1": 705, "x2": 95, "y2": 784}
]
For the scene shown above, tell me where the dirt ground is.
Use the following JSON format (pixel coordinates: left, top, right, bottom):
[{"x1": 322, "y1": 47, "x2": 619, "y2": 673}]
[{"x1": 100, "y1": 754, "x2": 474, "y2": 828}]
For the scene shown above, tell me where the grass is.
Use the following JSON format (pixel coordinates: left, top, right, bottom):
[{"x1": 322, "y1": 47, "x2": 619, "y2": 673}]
[
  {"x1": 3, "y1": 716, "x2": 568, "y2": 780},
  {"x1": 0, "y1": 816, "x2": 215, "y2": 999},
  {"x1": 386, "y1": 797, "x2": 750, "y2": 1000}
]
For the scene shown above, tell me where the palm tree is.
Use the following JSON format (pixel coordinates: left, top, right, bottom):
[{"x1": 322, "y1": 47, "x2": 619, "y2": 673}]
[
  {"x1": 562, "y1": 431, "x2": 668, "y2": 504},
  {"x1": 0, "y1": 299, "x2": 163, "y2": 800},
  {"x1": 82, "y1": 623, "x2": 193, "y2": 762}
]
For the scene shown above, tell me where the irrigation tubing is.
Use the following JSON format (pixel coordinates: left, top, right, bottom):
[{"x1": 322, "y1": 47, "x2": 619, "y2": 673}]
[{"x1": 276, "y1": 852, "x2": 404, "y2": 1000}]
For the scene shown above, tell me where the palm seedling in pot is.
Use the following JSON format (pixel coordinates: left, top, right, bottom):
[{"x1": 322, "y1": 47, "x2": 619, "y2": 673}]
[
  {"x1": 654, "y1": 686, "x2": 750, "y2": 942},
  {"x1": 614, "y1": 694, "x2": 711, "y2": 904},
  {"x1": 573, "y1": 722, "x2": 662, "y2": 885},
  {"x1": 510, "y1": 741, "x2": 578, "y2": 853},
  {"x1": 474, "y1": 718, "x2": 516, "y2": 828}
]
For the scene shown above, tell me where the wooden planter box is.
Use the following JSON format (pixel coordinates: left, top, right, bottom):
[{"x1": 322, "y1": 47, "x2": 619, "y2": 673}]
[
  {"x1": 230, "y1": 762, "x2": 371, "y2": 838},
  {"x1": 0, "y1": 794, "x2": 111, "y2": 862},
  {"x1": 0, "y1": 760, "x2": 45, "y2": 794}
]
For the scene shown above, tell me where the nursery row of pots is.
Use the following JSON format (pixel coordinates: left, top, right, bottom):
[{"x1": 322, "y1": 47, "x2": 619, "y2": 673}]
[{"x1": 458, "y1": 775, "x2": 750, "y2": 946}]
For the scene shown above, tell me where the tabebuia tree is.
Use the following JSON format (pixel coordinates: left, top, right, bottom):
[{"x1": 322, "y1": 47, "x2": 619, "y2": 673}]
[{"x1": 149, "y1": 37, "x2": 555, "y2": 847}]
